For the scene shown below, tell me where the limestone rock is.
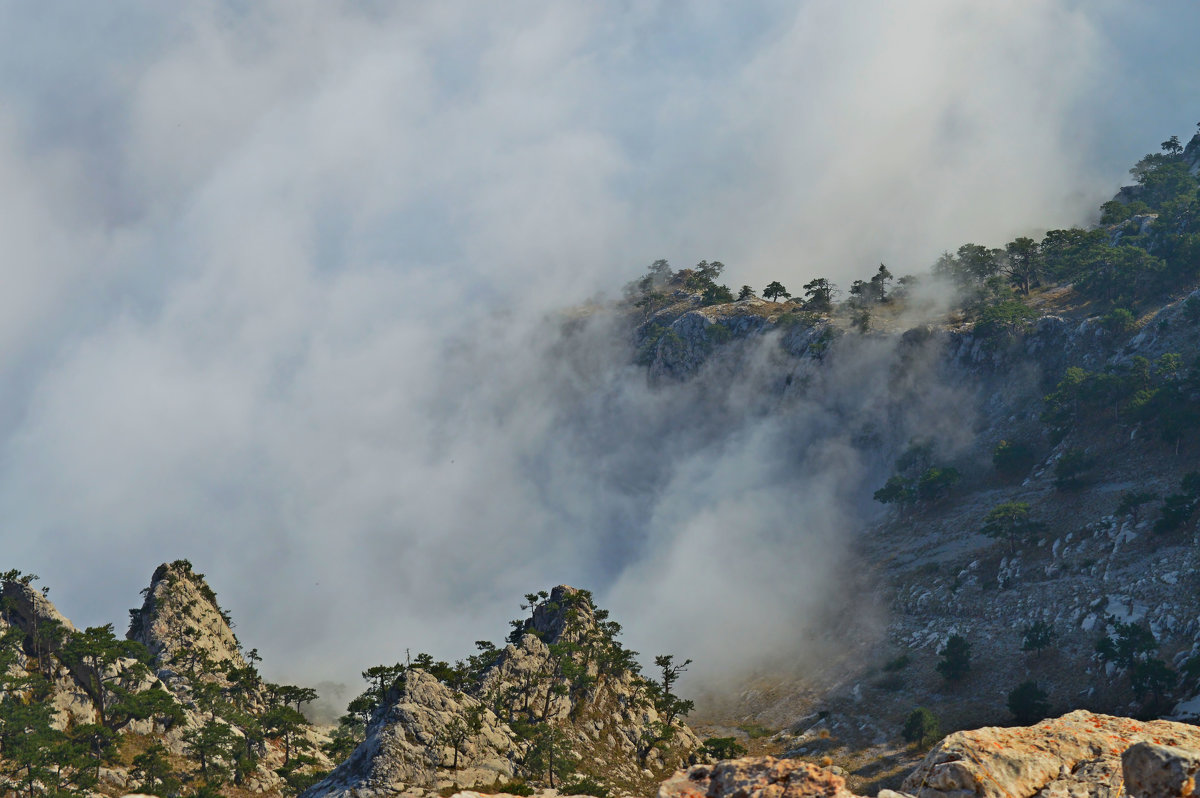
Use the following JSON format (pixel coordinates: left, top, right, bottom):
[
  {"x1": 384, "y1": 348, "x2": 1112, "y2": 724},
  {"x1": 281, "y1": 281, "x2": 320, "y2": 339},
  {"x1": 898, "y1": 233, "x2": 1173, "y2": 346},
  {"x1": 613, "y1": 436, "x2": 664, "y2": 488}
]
[
  {"x1": 127, "y1": 560, "x2": 244, "y2": 670},
  {"x1": 304, "y1": 669, "x2": 518, "y2": 798},
  {"x1": 305, "y1": 585, "x2": 700, "y2": 798},
  {"x1": 1121, "y1": 741, "x2": 1200, "y2": 798},
  {"x1": 657, "y1": 758, "x2": 861, "y2": 798},
  {"x1": 1, "y1": 579, "x2": 78, "y2": 644},
  {"x1": 902, "y1": 710, "x2": 1200, "y2": 798}
]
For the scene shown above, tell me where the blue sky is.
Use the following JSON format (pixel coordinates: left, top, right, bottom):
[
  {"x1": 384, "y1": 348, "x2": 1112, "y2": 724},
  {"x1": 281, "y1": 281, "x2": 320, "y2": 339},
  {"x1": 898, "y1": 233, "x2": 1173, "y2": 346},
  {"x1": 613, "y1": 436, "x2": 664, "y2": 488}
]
[{"x1": 1, "y1": 1, "x2": 1199, "y2": 692}]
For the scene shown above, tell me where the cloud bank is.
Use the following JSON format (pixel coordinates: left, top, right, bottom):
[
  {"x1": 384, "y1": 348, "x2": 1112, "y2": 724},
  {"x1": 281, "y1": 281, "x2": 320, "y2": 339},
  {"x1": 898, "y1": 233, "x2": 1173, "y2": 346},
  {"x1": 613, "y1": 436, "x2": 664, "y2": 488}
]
[{"x1": 1, "y1": 1, "x2": 1199, "y2": 696}]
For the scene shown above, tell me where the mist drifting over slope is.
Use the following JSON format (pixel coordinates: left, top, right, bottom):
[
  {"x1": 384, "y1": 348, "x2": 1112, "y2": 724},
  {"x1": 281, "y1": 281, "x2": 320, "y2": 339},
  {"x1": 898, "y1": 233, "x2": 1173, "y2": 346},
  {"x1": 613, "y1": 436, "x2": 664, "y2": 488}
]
[{"x1": 2, "y1": 1, "x2": 1200, "y2": 693}]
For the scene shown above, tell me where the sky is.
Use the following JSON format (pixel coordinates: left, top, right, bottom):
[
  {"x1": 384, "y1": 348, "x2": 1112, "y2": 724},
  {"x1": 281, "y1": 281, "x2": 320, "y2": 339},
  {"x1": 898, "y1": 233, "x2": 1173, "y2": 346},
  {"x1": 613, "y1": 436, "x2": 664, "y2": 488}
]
[{"x1": 1, "y1": 0, "x2": 1200, "y2": 701}]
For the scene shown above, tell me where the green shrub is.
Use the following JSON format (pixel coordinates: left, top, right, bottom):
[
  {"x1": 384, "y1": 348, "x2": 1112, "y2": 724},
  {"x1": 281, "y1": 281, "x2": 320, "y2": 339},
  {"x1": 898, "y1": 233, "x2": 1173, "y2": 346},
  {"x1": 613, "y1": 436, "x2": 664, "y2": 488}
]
[
  {"x1": 560, "y1": 777, "x2": 610, "y2": 798},
  {"x1": 1021, "y1": 621, "x2": 1055, "y2": 653},
  {"x1": 1101, "y1": 308, "x2": 1136, "y2": 334},
  {"x1": 700, "y1": 737, "x2": 747, "y2": 760},
  {"x1": 736, "y1": 722, "x2": 772, "y2": 739},
  {"x1": 705, "y1": 322, "x2": 733, "y2": 344},
  {"x1": 936, "y1": 635, "x2": 971, "y2": 682},
  {"x1": 992, "y1": 440, "x2": 1036, "y2": 479},
  {"x1": 882, "y1": 654, "x2": 911, "y2": 672},
  {"x1": 916, "y1": 467, "x2": 960, "y2": 501},
  {"x1": 902, "y1": 708, "x2": 940, "y2": 747},
  {"x1": 1007, "y1": 681, "x2": 1050, "y2": 724},
  {"x1": 1054, "y1": 449, "x2": 1096, "y2": 491}
]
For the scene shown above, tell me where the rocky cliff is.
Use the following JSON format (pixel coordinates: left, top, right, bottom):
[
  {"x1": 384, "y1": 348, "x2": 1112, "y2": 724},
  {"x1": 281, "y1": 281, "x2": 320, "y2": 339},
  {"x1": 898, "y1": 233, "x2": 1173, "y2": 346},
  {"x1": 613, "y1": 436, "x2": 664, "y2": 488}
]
[
  {"x1": 305, "y1": 585, "x2": 701, "y2": 798},
  {"x1": 128, "y1": 560, "x2": 246, "y2": 670},
  {"x1": 0, "y1": 562, "x2": 331, "y2": 797}
]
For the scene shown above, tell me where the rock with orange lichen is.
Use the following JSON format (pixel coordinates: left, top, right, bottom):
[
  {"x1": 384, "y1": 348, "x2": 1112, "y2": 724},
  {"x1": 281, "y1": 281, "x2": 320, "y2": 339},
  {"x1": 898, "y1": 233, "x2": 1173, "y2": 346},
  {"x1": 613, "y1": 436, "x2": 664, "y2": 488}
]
[
  {"x1": 657, "y1": 757, "x2": 862, "y2": 798},
  {"x1": 901, "y1": 709, "x2": 1200, "y2": 798}
]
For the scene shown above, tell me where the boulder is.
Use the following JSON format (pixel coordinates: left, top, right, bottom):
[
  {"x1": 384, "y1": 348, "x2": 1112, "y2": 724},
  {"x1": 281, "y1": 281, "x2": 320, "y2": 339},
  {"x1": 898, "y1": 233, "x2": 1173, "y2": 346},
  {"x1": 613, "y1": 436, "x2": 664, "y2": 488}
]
[
  {"x1": 902, "y1": 710, "x2": 1200, "y2": 798},
  {"x1": 1121, "y1": 741, "x2": 1200, "y2": 798},
  {"x1": 657, "y1": 758, "x2": 861, "y2": 798}
]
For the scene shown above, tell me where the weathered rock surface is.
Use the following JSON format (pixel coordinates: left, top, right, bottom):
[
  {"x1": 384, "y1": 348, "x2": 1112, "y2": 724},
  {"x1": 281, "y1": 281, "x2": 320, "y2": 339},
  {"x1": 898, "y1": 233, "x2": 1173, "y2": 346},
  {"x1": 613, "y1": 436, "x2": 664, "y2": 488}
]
[
  {"x1": 1121, "y1": 741, "x2": 1200, "y2": 798},
  {"x1": 305, "y1": 585, "x2": 700, "y2": 798},
  {"x1": 901, "y1": 710, "x2": 1200, "y2": 797},
  {"x1": 127, "y1": 559, "x2": 245, "y2": 669},
  {"x1": 307, "y1": 670, "x2": 518, "y2": 798},
  {"x1": 658, "y1": 757, "x2": 860, "y2": 798},
  {"x1": 1, "y1": 580, "x2": 78, "y2": 641},
  {"x1": 657, "y1": 712, "x2": 1200, "y2": 797},
  {"x1": 2, "y1": 564, "x2": 331, "y2": 796}
]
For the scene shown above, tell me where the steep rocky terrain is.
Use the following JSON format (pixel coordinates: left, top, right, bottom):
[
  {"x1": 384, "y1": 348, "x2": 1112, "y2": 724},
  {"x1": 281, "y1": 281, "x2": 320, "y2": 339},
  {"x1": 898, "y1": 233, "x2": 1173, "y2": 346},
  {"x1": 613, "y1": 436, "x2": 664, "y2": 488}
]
[
  {"x1": 305, "y1": 585, "x2": 701, "y2": 798},
  {"x1": 608, "y1": 129, "x2": 1200, "y2": 789},
  {"x1": 0, "y1": 562, "x2": 331, "y2": 797}
]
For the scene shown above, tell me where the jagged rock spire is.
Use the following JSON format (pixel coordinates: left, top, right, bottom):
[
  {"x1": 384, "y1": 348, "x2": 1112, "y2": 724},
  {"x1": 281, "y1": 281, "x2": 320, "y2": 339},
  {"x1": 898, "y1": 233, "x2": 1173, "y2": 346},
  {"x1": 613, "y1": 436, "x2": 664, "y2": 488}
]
[{"x1": 127, "y1": 559, "x2": 245, "y2": 670}]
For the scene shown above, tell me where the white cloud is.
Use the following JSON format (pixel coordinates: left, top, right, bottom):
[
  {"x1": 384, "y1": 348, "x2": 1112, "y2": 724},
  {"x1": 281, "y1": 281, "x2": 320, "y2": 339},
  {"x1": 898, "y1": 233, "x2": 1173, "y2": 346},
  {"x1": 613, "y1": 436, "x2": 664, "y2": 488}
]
[{"x1": 0, "y1": 0, "x2": 1198, "y2": 695}]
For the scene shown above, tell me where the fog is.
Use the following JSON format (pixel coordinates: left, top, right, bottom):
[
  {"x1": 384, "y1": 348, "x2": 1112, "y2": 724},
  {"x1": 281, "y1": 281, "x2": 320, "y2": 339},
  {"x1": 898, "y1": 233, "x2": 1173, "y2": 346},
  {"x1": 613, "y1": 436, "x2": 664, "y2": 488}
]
[{"x1": 1, "y1": 1, "x2": 1199, "y2": 701}]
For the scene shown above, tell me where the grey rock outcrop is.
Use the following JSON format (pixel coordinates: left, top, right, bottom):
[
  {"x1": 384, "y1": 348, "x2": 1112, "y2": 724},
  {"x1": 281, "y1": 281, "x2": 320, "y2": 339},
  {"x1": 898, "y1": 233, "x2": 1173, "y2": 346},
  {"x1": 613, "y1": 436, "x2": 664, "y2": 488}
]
[
  {"x1": 304, "y1": 585, "x2": 700, "y2": 798},
  {"x1": 1121, "y1": 741, "x2": 1200, "y2": 798},
  {"x1": 127, "y1": 559, "x2": 245, "y2": 670},
  {"x1": 306, "y1": 670, "x2": 517, "y2": 798}
]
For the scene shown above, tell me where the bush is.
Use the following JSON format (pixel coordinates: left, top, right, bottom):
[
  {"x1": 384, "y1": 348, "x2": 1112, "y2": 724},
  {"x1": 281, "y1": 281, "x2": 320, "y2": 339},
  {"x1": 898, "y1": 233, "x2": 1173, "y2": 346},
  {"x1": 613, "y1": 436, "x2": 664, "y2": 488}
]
[
  {"x1": 700, "y1": 737, "x2": 747, "y2": 760},
  {"x1": 705, "y1": 322, "x2": 733, "y2": 344},
  {"x1": 975, "y1": 299, "x2": 1036, "y2": 337},
  {"x1": 992, "y1": 440, "x2": 1036, "y2": 479},
  {"x1": 936, "y1": 635, "x2": 971, "y2": 682},
  {"x1": 1021, "y1": 621, "x2": 1055, "y2": 654},
  {"x1": 882, "y1": 654, "x2": 911, "y2": 672},
  {"x1": 701, "y1": 283, "x2": 735, "y2": 306},
  {"x1": 490, "y1": 781, "x2": 534, "y2": 796},
  {"x1": 1130, "y1": 658, "x2": 1177, "y2": 701},
  {"x1": 902, "y1": 708, "x2": 940, "y2": 747},
  {"x1": 1101, "y1": 308, "x2": 1137, "y2": 334},
  {"x1": 1116, "y1": 490, "x2": 1159, "y2": 525},
  {"x1": 916, "y1": 467, "x2": 960, "y2": 502},
  {"x1": 1054, "y1": 449, "x2": 1096, "y2": 491},
  {"x1": 560, "y1": 777, "x2": 610, "y2": 798},
  {"x1": 736, "y1": 722, "x2": 772, "y2": 739},
  {"x1": 1007, "y1": 681, "x2": 1050, "y2": 724}
]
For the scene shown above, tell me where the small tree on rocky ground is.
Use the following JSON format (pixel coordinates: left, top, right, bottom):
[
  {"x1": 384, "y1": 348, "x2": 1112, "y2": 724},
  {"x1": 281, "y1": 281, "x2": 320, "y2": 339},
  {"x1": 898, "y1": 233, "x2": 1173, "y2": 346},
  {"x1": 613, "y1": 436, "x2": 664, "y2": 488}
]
[
  {"x1": 1130, "y1": 658, "x2": 1177, "y2": 713},
  {"x1": 992, "y1": 440, "x2": 1037, "y2": 480},
  {"x1": 1054, "y1": 449, "x2": 1097, "y2": 491},
  {"x1": 700, "y1": 737, "x2": 747, "y2": 760},
  {"x1": 1021, "y1": 621, "x2": 1056, "y2": 655},
  {"x1": 1007, "y1": 681, "x2": 1050, "y2": 724},
  {"x1": 1116, "y1": 490, "x2": 1158, "y2": 526},
  {"x1": 981, "y1": 501, "x2": 1043, "y2": 554},
  {"x1": 936, "y1": 635, "x2": 971, "y2": 683},
  {"x1": 902, "y1": 708, "x2": 940, "y2": 747},
  {"x1": 763, "y1": 281, "x2": 790, "y2": 302}
]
